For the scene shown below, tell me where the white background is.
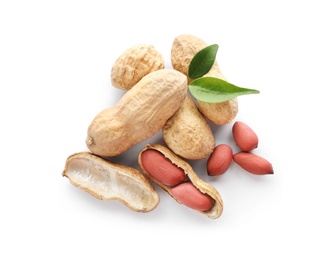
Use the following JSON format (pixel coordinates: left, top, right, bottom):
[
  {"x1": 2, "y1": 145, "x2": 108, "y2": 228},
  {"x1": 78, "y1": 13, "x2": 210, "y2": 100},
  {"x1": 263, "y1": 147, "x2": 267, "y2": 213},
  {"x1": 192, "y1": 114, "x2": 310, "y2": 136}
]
[{"x1": 1, "y1": 0, "x2": 324, "y2": 259}]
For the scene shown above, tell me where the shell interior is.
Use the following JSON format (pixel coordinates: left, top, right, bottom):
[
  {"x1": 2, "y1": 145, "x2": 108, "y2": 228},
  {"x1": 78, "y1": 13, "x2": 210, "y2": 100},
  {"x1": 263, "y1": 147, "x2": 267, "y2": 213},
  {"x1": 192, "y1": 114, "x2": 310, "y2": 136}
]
[{"x1": 65, "y1": 156, "x2": 158, "y2": 211}]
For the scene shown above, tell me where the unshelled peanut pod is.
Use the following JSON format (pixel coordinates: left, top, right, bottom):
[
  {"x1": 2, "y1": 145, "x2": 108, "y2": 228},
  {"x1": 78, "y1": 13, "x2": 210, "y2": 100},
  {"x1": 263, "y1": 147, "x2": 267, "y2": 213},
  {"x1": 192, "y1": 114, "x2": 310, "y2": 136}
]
[
  {"x1": 233, "y1": 152, "x2": 274, "y2": 175},
  {"x1": 207, "y1": 144, "x2": 233, "y2": 176},
  {"x1": 162, "y1": 96, "x2": 215, "y2": 160},
  {"x1": 171, "y1": 34, "x2": 238, "y2": 125},
  {"x1": 232, "y1": 121, "x2": 258, "y2": 151},
  {"x1": 62, "y1": 152, "x2": 160, "y2": 212},
  {"x1": 111, "y1": 44, "x2": 164, "y2": 90},
  {"x1": 138, "y1": 143, "x2": 223, "y2": 219},
  {"x1": 86, "y1": 69, "x2": 187, "y2": 157}
]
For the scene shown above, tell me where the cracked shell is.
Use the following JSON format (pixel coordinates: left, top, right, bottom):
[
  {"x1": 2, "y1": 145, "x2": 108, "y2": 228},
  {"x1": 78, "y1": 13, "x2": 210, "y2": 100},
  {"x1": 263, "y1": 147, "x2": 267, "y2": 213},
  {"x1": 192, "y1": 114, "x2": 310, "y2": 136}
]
[
  {"x1": 138, "y1": 144, "x2": 223, "y2": 219},
  {"x1": 62, "y1": 152, "x2": 160, "y2": 212}
]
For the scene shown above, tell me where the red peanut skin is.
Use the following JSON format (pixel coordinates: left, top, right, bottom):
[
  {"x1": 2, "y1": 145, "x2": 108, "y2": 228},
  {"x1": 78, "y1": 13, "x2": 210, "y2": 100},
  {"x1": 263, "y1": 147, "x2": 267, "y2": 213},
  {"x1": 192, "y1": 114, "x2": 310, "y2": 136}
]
[
  {"x1": 207, "y1": 144, "x2": 233, "y2": 176},
  {"x1": 140, "y1": 149, "x2": 186, "y2": 186},
  {"x1": 232, "y1": 121, "x2": 259, "y2": 151},
  {"x1": 233, "y1": 152, "x2": 274, "y2": 175},
  {"x1": 170, "y1": 182, "x2": 215, "y2": 211}
]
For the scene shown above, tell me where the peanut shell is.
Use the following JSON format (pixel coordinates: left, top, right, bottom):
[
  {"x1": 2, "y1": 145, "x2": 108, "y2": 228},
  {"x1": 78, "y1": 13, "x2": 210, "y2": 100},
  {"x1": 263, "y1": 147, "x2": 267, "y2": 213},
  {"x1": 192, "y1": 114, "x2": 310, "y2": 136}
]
[
  {"x1": 86, "y1": 69, "x2": 188, "y2": 157},
  {"x1": 162, "y1": 96, "x2": 215, "y2": 160},
  {"x1": 171, "y1": 34, "x2": 238, "y2": 125},
  {"x1": 111, "y1": 44, "x2": 164, "y2": 90},
  {"x1": 138, "y1": 143, "x2": 223, "y2": 219},
  {"x1": 62, "y1": 152, "x2": 160, "y2": 212}
]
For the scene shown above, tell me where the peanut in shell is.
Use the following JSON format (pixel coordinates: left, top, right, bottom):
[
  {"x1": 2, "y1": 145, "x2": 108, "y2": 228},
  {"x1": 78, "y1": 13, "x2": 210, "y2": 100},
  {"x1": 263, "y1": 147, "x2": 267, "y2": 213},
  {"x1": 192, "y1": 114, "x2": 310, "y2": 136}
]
[
  {"x1": 138, "y1": 143, "x2": 223, "y2": 219},
  {"x1": 86, "y1": 69, "x2": 188, "y2": 157},
  {"x1": 111, "y1": 44, "x2": 164, "y2": 90},
  {"x1": 171, "y1": 34, "x2": 238, "y2": 125},
  {"x1": 162, "y1": 96, "x2": 216, "y2": 160}
]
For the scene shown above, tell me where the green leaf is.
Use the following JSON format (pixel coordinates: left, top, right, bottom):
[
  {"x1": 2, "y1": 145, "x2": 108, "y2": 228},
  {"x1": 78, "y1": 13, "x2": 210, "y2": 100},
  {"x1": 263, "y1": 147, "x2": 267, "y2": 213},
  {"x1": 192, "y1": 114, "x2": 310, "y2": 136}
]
[
  {"x1": 189, "y1": 77, "x2": 260, "y2": 103},
  {"x1": 188, "y1": 44, "x2": 219, "y2": 79}
]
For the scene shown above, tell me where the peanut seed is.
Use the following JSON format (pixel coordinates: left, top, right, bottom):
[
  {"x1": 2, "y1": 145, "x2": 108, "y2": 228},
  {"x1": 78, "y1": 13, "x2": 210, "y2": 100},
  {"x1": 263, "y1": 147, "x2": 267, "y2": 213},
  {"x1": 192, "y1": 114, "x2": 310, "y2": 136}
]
[
  {"x1": 233, "y1": 152, "x2": 274, "y2": 175},
  {"x1": 140, "y1": 149, "x2": 186, "y2": 186},
  {"x1": 138, "y1": 144, "x2": 223, "y2": 219},
  {"x1": 232, "y1": 121, "x2": 259, "y2": 151},
  {"x1": 170, "y1": 182, "x2": 215, "y2": 212},
  {"x1": 207, "y1": 144, "x2": 233, "y2": 176}
]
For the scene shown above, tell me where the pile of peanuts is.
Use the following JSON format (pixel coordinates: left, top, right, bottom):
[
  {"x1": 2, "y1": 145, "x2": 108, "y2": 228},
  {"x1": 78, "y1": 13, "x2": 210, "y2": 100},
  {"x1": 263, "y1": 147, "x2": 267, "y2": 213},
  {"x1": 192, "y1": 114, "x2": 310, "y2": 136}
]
[
  {"x1": 208, "y1": 121, "x2": 274, "y2": 176},
  {"x1": 62, "y1": 34, "x2": 273, "y2": 220}
]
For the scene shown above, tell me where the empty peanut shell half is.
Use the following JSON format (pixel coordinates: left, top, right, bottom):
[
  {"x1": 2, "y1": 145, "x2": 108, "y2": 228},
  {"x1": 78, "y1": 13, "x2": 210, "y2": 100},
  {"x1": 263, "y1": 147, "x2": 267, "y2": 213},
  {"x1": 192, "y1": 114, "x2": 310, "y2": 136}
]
[
  {"x1": 62, "y1": 152, "x2": 160, "y2": 212},
  {"x1": 138, "y1": 144, "x2": 223, "y2": 219}
]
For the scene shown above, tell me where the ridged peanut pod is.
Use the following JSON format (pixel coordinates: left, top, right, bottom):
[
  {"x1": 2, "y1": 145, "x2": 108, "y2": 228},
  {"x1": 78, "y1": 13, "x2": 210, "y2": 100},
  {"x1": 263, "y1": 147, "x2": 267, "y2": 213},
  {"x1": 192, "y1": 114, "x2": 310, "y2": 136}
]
[
  {"x1": 138, "y1": 143, "x2": 223, "y2": 219},
  {"x1": 111, "y1": 44, "x2": 164, "y2": 90},
  {"x1": 171, "y1": 34, "x2": 238, "y2": 125},
  {"x1": 86, "y1": 69, "x2": 188, "y2": 157},
  {"x1": 162, "y1": 96, "x2": 215, "y2": 160},
  {"x1": 62, "y1": 152, "x2": 160, "y2": 212}
]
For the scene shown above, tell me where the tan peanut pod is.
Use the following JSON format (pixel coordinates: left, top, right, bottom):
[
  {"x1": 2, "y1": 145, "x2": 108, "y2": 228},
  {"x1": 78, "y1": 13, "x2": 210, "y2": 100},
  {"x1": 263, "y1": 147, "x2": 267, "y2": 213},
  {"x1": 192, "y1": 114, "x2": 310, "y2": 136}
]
[
  {"x1": 111, "y1": 44, "x2": 164, "y2": 90},
  {"x1": 171, "y1": 34, "x2": 238, "y2": 125},
  {"x1": 138, "y1": 143, "x2": 223, "y2": 219},
  {"x1": 197, "y1": 98, "x2": 238, "y2": 126},
  {"x1": 86, "y1": 69, "x2": 188, "y2": 157},
  {"x1": 62, "y1": 152, "x2": 160, "y2": 212},
  {"x1": 162, "y1": 96, "x2": 215, "y2": 160}
]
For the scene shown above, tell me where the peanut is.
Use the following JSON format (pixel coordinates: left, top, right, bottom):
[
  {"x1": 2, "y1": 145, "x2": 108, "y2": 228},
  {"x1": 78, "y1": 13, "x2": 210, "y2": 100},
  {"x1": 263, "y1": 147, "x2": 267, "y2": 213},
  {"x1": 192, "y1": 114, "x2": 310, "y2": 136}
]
[
  {"x1": 171, "y1": 34, "x2": 238, "y2": 125},
  {"x1": 233, "y1": 152, "x2": 274, "y2": 175},
  {"x1": 162, "y1": 96, "x2": 215, "y2": 160},
  {"x1": 140, "y1": 149, "x2": 186, "y2": 186},
  {"x1": 232, "y1": 121, "x2": 259, "y2": 151},
  {"x1": 138, "y1": 143, "x2": 223, "y2": 219},
  {"x1": 207, "y1": 144, "x2": 233, "y2": 176},
  {"x1": 86, "y1": 69, "x2": 187, "y2": 157},
  {"x1": 62, "y1": 152, "x2": 160, "y2": 212},
  {"x1": 111, "y1": 44, "x2": 164, "y2": 90},
  {"x1": 170, "y1": 182, "x2": 215, "y2": 212}
]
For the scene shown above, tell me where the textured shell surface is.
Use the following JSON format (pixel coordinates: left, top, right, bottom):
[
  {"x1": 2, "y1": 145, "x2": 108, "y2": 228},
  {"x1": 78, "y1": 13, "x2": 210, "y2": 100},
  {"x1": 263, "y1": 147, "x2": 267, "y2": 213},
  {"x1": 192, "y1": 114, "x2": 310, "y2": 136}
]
[
  {"x1": 197, "y1": 98, "x2": 239, "y2": 125},
  {"x1": 171, "y1": 34, "x2": 224, "y2": 81},
  {"x1": 111, "y1": 44, "x2": 164, "y2": 90},
  {"x1": 86, "y1": 69, "x2": 188, "y2": 157},
  {"x1": 163, "y1": 96, "x2": 215, "y2": 160},
  {"x1": 171, "y1": 34, "x2": 238, "y2": 125}
]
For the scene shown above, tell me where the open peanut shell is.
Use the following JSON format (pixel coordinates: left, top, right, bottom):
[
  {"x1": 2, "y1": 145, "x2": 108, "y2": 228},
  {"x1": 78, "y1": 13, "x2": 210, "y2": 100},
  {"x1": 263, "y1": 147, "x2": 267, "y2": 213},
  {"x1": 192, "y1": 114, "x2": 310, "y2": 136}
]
[
  {"x1": 138, "y1": 144, "x2": 223, "y2": 219},
  {"x1": 62, "y1": 152, "x2": 160, "y2": 213}
]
